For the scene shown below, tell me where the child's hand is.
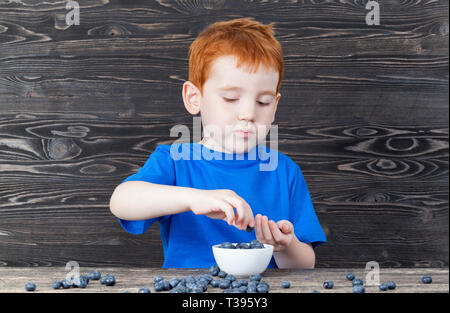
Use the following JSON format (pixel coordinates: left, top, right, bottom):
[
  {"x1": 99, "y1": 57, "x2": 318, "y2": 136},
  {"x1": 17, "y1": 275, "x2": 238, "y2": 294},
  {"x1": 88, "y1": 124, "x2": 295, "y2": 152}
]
[
  {"x1": 254, "y1": 214, "x2": 294, "y2": 252},
  {"x1": 189, "y1": 189, "x2": 255, "y2": 231}
]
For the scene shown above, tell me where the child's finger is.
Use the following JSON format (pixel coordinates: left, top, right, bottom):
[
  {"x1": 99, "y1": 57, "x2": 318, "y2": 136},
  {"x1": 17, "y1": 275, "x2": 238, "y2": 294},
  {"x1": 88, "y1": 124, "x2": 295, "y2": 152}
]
[
  {"x1": 276, "y1": 220, "x2": 293, "y2": 234},
  {"x1": 224, "y1": 196, "x2": 247, "y2": 229},
  {"x1": 254, "y1": 214, "x2": 263, "y2": 241},
  {"x1": 269, "y1": 220, "x2": 283, "y2": 242},
  {"x1": 220, "y1": 202, "x2": 235, "y2": 225},
  {"x1": 261, "y1": 215, "x2": 273, "y2": 241}
]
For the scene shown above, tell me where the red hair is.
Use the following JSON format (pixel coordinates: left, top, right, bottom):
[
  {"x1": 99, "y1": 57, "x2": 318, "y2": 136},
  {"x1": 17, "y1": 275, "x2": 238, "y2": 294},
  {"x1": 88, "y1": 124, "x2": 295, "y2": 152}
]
[{"x1": 188, "y1": 17, "x2": 284, "y2": 96}]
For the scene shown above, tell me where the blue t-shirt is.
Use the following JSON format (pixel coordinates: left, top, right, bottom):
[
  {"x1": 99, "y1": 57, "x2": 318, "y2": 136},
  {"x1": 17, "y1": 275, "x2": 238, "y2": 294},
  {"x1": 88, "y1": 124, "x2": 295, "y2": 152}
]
[{"x1": 118, "y1": 142, "x2": 326, "y2": 268}]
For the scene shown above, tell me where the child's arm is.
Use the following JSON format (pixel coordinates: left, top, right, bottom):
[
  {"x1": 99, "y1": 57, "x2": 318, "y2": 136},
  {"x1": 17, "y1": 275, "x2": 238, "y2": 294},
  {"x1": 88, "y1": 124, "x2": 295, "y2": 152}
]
[
  {"x1": 273, "y1": 239, "x2": 315, "y2": 269},
  {"x1": 109, "y1": 181, "x2": 255, "y2": 230},
  {"x1": 109, "y1": 181, "x2": 193, "y2": 220}
]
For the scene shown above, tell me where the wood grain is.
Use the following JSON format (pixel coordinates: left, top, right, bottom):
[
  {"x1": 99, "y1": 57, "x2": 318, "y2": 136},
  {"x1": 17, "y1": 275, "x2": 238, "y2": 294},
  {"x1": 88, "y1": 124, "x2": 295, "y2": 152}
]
[
  {"x1": 0, "y1": 267, "x2": 447, "y2": 293},
  {"x1": 0, "y1": 0, "x2": 448, "y2": 268}
]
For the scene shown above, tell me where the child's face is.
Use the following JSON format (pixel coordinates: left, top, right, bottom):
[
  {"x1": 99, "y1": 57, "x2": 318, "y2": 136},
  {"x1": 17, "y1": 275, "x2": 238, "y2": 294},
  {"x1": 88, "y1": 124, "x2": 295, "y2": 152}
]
[{"x1": 184, "y1": 55, "x2": 281, "y2": 154}]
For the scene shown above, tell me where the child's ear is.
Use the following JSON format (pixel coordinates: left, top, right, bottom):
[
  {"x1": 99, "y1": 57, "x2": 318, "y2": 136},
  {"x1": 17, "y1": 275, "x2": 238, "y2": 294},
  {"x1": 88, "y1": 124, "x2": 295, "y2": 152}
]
[{"x1": 182, "y1": 81, "x2": 202, "y2": 115}]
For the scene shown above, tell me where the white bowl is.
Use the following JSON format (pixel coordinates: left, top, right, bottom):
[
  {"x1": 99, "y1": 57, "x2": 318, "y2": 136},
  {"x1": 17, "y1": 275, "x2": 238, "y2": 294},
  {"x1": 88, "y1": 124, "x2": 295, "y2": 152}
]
[{"x1": 212, "y1": 243, "x2": 274, "y2": 277}]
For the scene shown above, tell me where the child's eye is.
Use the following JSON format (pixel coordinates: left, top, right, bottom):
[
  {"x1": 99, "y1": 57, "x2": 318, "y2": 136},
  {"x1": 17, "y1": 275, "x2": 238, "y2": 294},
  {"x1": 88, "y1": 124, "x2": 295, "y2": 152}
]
[{"x1": 223, "y1": 98, "x2": 270, "y2": 106}]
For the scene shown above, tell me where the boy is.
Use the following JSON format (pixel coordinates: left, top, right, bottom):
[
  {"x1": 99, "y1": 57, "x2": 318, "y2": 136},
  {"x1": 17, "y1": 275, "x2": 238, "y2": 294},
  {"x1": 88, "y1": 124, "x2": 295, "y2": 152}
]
[{"x1": 110, "y1": 17, "x2": 326, "y2": 269}]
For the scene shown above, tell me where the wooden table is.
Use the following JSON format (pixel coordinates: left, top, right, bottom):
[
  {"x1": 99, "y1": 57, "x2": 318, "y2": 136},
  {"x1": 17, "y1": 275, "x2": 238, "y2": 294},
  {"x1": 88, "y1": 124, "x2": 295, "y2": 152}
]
[{"x1": 0, "y1": 267, "x2": 447, "y2": 293}]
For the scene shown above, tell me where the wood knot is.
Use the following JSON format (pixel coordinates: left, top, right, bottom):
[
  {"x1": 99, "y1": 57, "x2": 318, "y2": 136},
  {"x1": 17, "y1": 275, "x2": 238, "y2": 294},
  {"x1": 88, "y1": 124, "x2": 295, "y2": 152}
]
[{"x1": 47, "y1": 138, "x2": 81, "y2": 160}]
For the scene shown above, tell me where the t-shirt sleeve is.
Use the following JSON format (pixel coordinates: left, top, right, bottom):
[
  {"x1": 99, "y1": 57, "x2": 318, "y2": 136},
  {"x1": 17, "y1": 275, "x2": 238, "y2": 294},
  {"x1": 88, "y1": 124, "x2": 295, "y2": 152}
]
[
  {"x1": 289, "y1": 163, "x2": 327, "y2": 250},
  {"x1": 118, "y1": 145, "x2": 175, "y2": 235}
]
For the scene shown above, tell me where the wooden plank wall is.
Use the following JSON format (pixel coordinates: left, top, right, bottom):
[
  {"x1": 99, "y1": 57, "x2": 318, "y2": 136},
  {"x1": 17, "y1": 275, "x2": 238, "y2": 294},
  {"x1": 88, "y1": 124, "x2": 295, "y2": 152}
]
[{"x1": 0, "y1": 0, "x2": 448, "y2": 268}]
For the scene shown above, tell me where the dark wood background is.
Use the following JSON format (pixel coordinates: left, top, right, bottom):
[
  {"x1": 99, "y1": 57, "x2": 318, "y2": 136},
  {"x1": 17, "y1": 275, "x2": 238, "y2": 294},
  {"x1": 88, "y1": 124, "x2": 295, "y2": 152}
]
[{"x1": 0, "y1": 0, "x2": 448, "y2": 268}]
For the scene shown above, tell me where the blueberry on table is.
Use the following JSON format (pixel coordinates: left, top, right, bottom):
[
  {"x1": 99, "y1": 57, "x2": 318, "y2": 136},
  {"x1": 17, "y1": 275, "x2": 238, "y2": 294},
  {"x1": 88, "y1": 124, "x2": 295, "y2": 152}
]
[
  {"x1": 379, "y1": 284, "x2": 388, "y2": 291},
  {"x1": 219, "y1": 279, "x2": 231, "y2": 289},
  {"x1": 256, "y1": 283, "x2": 269, "y2": 293},
  {"x1": 311, "y1": 290, "x2": 320, "y2": 293},
  {"x1": 231, "y1": 280, "x2": 241, "y2": 288},
  {"x1": 210, "y1": 279, "x2": 220, "y2": 288},
  {"x1": 169, "y1": 277, "x2": 180, "y2": 288},
  {"x1": 170, "y1": 285, "x2": 187, "y2": 293},
  {"x1": 239, "y1": 280, "x2": 248, "y2": 287},
  {"x1": 247, "y1": 285, "x2": 257, "y2": 293},
  {"x1": 346, "y1": 273, "x2": 355, "y2": 281},
  {"x1": 421, "y1": 275, "x2": 432, "y2": 284},
  {"x1": 190, "y1": 287, "x2": 204, "y2": 293},
  {"x1": 88, "y1": 270, "x2": 101, "y2": 280},
  {"x1": 104, "y1": 274, "x2": 116, "y2": 286},
  {"x1": 61, "y1": 280, "x2": 72, "y2": 289},
  {"x1": 154, "y1": 282, "x2": 165, "y2": 292},
  {"x1": 52, "y1": 281, "x2": 62, "y2": 289},
  {"x1": 138, "y1": 287, "x2": 151, "y2": 293},
  {"x1": 352, "y1": 278, "x2": 363, "y2": 286},
  {"x1": 25, "y1": 283, "x2": 36, "y2": 292},
  {"x1": 281, "y1": 281, "x2": 291, "y2": 288},
  {"x1": 225, "y1": 274, "x2": 236, "y2": 282},
  {"x1": 249, "y1": 273, "x2": 262, "y2": 282},
  {"x1": 154, "y1": 276, "x2": 164, "y2": 284},
  {"x1": 353, "y1": 285, "x2": 365, "y2": 293},
  {"x1": 323, "y1": 280, "x2": 334, "y2": 289},
  {"x1": 386, "y1": 281, "x2": 396, "y2": 290},
  {"x1": 209, "y1": 265, "x2": 220, "y2": 276},
  {"x1": 218, "y1": 271, "x2": 227, "y2": 278}
]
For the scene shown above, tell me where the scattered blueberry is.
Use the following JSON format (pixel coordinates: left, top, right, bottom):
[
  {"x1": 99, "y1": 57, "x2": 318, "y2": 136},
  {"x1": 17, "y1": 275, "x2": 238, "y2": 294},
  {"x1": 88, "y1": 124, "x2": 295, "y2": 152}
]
[
  {"x1": 379, "y1": 284, "x2": 388, "y2": 291},
  {"x1": 103, "y1": 274, "x2": 116, "y2": 286},
  {"x1": 352, "y1": 278, "x2": 363, "y2": 286},
  {"x1": 154, "y1": 282, "x2": 164, "y2": 292},
  {"x1": 154, "y1": 276, "x2": 164, "y2": 284},
  {"x1": 138, "y1": 287, "x2": 151, "y2": 293},
  {"x1": 386, "y1": 281, "x2": 396, "y2": 290},
  {"x1": 219, "y1": 279, "x2": 231, "y2": 289},
  {"x1": 353, "y1": 285, "x2": 365, "y2": 293},
  {"x1": 281, "y1": 281, "x2": 291, "y2": 288},
  {"x1": 323, "y1": 280, "x2": 334, "y2": 289},
  {"x1": 169, "y1": 277, "x2": 180, "y2": 288},
  {"x1": 61, "y1": 280, "x2": 72, "y2": 289},
  {"x1": 210, "y1": 279, "x2": 220, "y2": 288},
  {"x1": 88, "y1": 270, "x2": 101, "y2": 280},
  {"x1": 256, "y1": 282, "x2": 269, "y2": 293},
  {"x1": 218, "y1": 271, "x2": 227, "y2": 278},
  {"x1": 239, "y1": 280, "x2": 248, "y2": 287},
  {"x1": 346, "y1": 273, "x2": 355, "y2": 281},
  {"x1": 25, "y1": 283, "x2": 36, "y2": 291},
  {"x1": 231, "y1": 280, "x2": 241, "y2": 288},
  {"x1": 225, "y1": 274, "x2": 236, "y2": 282},
  {"x1": 52, "y1": 281, "x2": 62, "y2": 290},
  {"x1": 247, "y1": 283, "x2": 258, "y2": 293},
  {"x1": 250, "y1": 273, "x2": 262, "y2": 282},
  {"x1": 421, "y1": 275, "x2": 432, "y2": 284},
  {"x1": 209, "y1": 265, "x2": 220, "y2": 276}
]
